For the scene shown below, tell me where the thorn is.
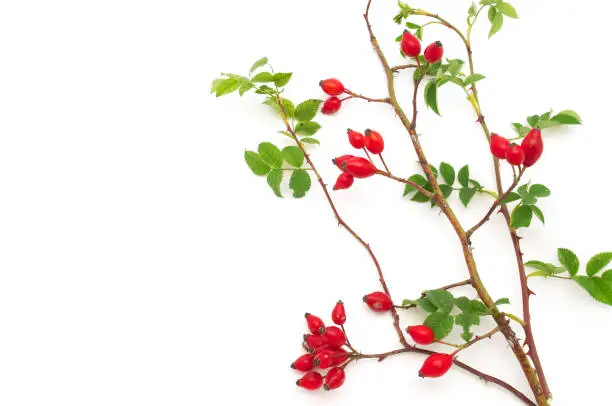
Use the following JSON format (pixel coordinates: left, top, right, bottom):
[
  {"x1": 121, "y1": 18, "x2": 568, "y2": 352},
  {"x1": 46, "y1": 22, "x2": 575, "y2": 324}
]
[{"x1": 528, "y1": 289, "x2": 536, "y2": 296}]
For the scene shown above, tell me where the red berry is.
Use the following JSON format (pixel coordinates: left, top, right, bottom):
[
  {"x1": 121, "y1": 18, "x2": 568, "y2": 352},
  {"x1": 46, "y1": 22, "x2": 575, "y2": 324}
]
[
  {"x1": 322, "y1": 326, "x2": 346, "y2": 349},
  {"x1": 419, "y1": 353, "x2": 453, "y2": 378},
  {"x1": 342, "y1": 157, "x2": 378, "y2": 179},
  {"x1": 297, "y1": 371, "x2": 323, "y2": 390},
  {"x1": 313, "y1": 344, "x2": 330, "y2": 355},
  {"x1": 314, "y1": 350, "x2": 334, "y2": 369},
  {"x1": 324, "y1": 367, "x2": 346, "y2": 390},
  {"x1": 291, "y1": 354, "x2": 315, "y2": 372},
  {"x1": 320, "y1": 79, "x2": 345, "y2": 96},
  {"x1": 424, "y1": 41, "x2": 444, "y2": 64},
  {"x1": 332, "y1": 155, "x2": 357, "y2": 170},
  {"x1": 333, "y1": 173, "x2": 355, "y2": 191},
  {"x1": 331, "y1": 301, "x2": 346, "y2": 325},
  {"x1": 521, "y1": 128, "x2": 544, "y2": 167},
  {"x1": 321, "y1": 97, "x2": 342, "y2": 115},
  {"x1": 407, "y1": 325, "x2": 435, "y2": 345},
  {"x1": 305, "y1": 313, "x2": 325, "y2": 335},
  {"x1": 401, "y1": 30, "x2": 421, "y2": 58},
  {"x1": 363, "y1": 292, "x2": 393, "y2": 312},
  {"x1": 364, "y1": 129, "x2": 385, "y2": 154},
  {"x1": 329, "y1": 348, "x2": 350, "y2": 366},
  {"x1": 304, "y1": 334, "x2": 328, "y2": 351},
  {"x1": 347, "y1": 129, "x2": 365, "y2": 149},
  {"x1": 505, "y1": 144, "x2": 525, "y2": 166},
  {"x1": 490, "y1": 133, "x2": 510, "y2": 160}
]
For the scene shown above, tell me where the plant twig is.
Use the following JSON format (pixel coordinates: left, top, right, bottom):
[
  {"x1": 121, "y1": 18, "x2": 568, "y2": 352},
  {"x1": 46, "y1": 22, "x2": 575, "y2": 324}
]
[
  {"x1": 452, "y1": 327, "x2": 501, "y2": 355},
  {"x1": 344, "y1": 89, "x2": 390, "y2": 103},
  {"x1": 375, "y1": 170, "x2": 435, "y2": 199}
]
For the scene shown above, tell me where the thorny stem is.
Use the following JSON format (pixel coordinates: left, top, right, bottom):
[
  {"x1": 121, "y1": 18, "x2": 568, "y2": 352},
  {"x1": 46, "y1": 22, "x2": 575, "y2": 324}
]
[
  {"x1": 273, "y1": 93, "x2": 409, "y2": 349},
  {"x1": 365, "y1": 2, "x2": 548, "y2": 405}
]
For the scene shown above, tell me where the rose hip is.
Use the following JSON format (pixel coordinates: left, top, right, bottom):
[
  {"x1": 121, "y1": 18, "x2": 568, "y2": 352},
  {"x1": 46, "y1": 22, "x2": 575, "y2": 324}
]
[
  {"x1": 314, "y1": 349, "x2": 334, "y2": 369},
  {"x1": 342, "y1": 157, "x2": 378, "y2": 178},
  {"x1": 419, "y1": 353, "x2": 453, "y2": 378},
  {"x1": 506, "y1": 144, "x2": 525, "y2": 166},
  {"x1": 322, "y1": 326, "x2": 346, "y2": 349},
  {"x1": 331, "y1": 300, "x2": 346, "y2": 325},
  {"x1": 522, "y1": 128, "x2": 544, "y2": 167},
  {"x1": 364, "y1": 129, "x2": 385, "y2": 154},
  {"x1": 363, "y1": 292, "x2": 393, "y2": 312},
  {"x1": 332, "y1": 155, "x2": 357, "y2": 170},
  {"x1": 321, "y1": 97, "x2": 342, "y2": 115},
  {"x1": 424, "y1": 41, "x2": 444, "y2": 63},
  {"x1": 329, "y1": 348, "x2": 350, "y2": 366},
  {"x1": 319, "y1": 79, "x2": 345, "y2": 96},
  {"x1": 490, "y1": 133, "x2": 510, "y2": 160},
  {"x1": 324, "y1": 367, "x2": 346, "y2": 390},
  {"x1": 347, "y1": 129, "x2": 365, "y2": 149},
  {"x1": 407, "y1": 325, "x2": 435, "y2": 345},
  {"x1": 305, "y1": 313, "x2": 325, "y2": 335},
  {"x1": 333, "y1": 173, "x2": 355, "y2": 191},
  {"x1": 304, "y1": 334, "x2": 327, "y2": 351},
  {"x1": 401, "y1": 30, "x2": 421, "y2": 57},
  {"x1": 297, "y1": 371, "x2": 323, "y2": 390},
  {"x1": 291, "y1": 354, "x2": 315, "y2": 372}
]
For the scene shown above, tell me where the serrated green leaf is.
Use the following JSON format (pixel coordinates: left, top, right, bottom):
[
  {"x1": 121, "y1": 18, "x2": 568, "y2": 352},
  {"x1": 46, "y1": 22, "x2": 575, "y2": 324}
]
[
  {"x1": 529, "y1": 184, "x2": 551, "y2": 197},
  {"x1": 440, "y1": 162, "x2": 455, "y2": 185},
  {"x1": 402, "y1": 299, "x2": 418, "y2": 306},
  {"x1": 255, "y1": 85, "x2": 275, "y2": 95},
  {"x1": 511, "y1": 205, "x2": 533, "y2": 229},
  {"x1": 517, "y1": 184, "x2": 529, "y2": 197},
  {"x1": 525, "y1": 260, "x2": 566, "y2": 277},
  {"x1": 214, "y1": 78, "x2": 241, "y2": 97},
  {"x1": 536, "y1": 119, "x2": 561, "y2": 129},
  {"x1": 411, "y1": 182, "x2": 433, "y2": 203},
  {"x1": 300, "y1": 137, "x2": 320, "y2": 145},
  {"x1": 488, "y1": 6, "x2": 497, "y2": 23},
  {"x1": 210, "y1": 78, "x2": 223, "y2": 94},
  {"x1": 252, "y1": 72, "x2": 274, "y2": 83},
  {"x1": 531, "y1": 205, "x2": 545, "y2": 224},
  {"x1": 295, "y1": 99, "x2": 323, "y2": 122},
  {"x1": 551, "y1": 110, "x2": 582, "y2": 125},
  {"x1": 558, "y1": 248, "x2": 580, "y2": 277},
  {"x1": 267, "y1": 169, "x2": 283, "y2": 197},
  {"x1": 258, "y1": 142, "x2": 283, "y2": 168},
  {"x1": 289, "y1": 169, "x2": 311, "y2": 198},
  {"x1": 502, "y1": 192, "x2": 521, "y2": 204},
  {"x1": 574, "y1": 276, "x2": 612, "y2": 306},
  {"x1": 439, "y1": 184, "x2": 453, "y2": 199},
  {"x1": 425, "y1": 290, "x2": 455, "y2": 314},
  {"x1": 405, "y1": 21, "x2": 420, "y2": 29},
  {"x1": 447, "y1": 59, "x2": 465, "y2": 77},
  {"x1": 495, "y1": 298, "x2": 511, "y2": 306},
  {"x1": 424, "y1": 81, "x2": 440, "y2": 115},
  {"x1": 456, "y1": 312, "x2": 480, "y2": 327},
  {"x1": 417, "y1": 297, "x2": 438, "y2": 313},
  {"x1": 586, "y1": 252, "x2": 612, "y2": 277},
  {"x1": 264, "y1": 97, "x2": 296, "y2": 119},
  {"x1": 250, "y1": 57, "x2": 268, "y2": 74},
  {"x1": 295, "y1": 121, "x2": 321, "y2": 136},
  {"x1": 464, "y1": 73, "x2": 486, "y2": 86},
  {"x1": 458, "y1": 165, "x2": 469, "y2": 187},
  {"x1": 403, "y1": 174, "x2": 428, "y2": 196},
  {"x1": 489, "y1": 10, "x2": 504, "y2": 38},
  {"x1": 238, "y1": 81, "x2": 254, "y2": 96},
  {"x1": 424, "y1": 312, "x2": 455, "y2": 340},
  {"x1": 281, "y1": 146, "x2": 304, "y2": 168},
  {"x1": 454, "y1": 296, "x2": 471, "y2": 312},
  {"x1": 273, "y1": 72, "x2": 293, "y2": 87},
  {"x1": 459, "y1": 187, "x2": 477, "y2": 207},
  {"x1": 527, "y1": 115, "x2": 540, "y2": 127},
  {"x1": 499, "y1": 2, "x2": 518, "y2": 18},
  {"x1": 461, "y1": 331, "x2": 474, "y2": 342},
  {"x1": 244, "y1": 151, "x2": 270, "y2": 176}
]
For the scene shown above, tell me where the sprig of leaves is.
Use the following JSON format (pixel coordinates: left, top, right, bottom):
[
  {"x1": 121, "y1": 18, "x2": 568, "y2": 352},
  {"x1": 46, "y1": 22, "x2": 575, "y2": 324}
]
[
  {"x1": 512, "y1": 110, "x2": 582, "y2": 137},
  {"x1": 506, "y1": 183, "x2": 550, "y2": 228}
]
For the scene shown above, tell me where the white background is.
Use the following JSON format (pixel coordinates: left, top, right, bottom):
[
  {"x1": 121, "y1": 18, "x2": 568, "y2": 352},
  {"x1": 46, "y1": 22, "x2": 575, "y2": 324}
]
[{"x1": 0, "y1": 0, "x2": 610, "y2": 405}]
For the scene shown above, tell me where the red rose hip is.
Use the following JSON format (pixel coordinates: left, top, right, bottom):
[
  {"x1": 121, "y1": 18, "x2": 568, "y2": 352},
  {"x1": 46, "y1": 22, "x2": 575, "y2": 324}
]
[
  {"x1": 401, "y1": 30, "x2": 421, "y2": 57},
  {"x1": 363, "y1": 291, "x2": 393, "y2": 312},
  {"x1": 407, "y1": 325, "x2": 435, "y2": 345},
  {"x1": 364, "y1": 129, "x2": 385, "y2": 154},
  {"x1": 347, "y1": 129, "x2": 365, "y2": 149},
  {"x1": 297, "y1": 371, "x2": 323, "y2": 390},
  {"x1": 314, "y1": 350, "x2": 334, "y2": 369},
  {"x1": 333, "y1": 173, "x2": 354, "y2": 191},
  {"x1": 490, "y1": 133, "x2": 510, "y2": 159},
  {"x1": 505, "y1": 144, "x2": 525, "y2": 166},
  {"x1": 304, "y1": 334, "x2": 327, "y2": 351},
  {"x1": 320, "y1": 79, "x2": 345, "y2": 96},
  {"x1": 343, "y1": 157, "x2": 378, "y2": 178},
  {"x1": 329, "y1": 348, "x2": 350, "y2": 366},
  {"x1": 332, "y1": 155, "x2": 357, "y2": 170},
  {"x1": 321, "y1": 97, "x2": 342, "y2": 115},
  {"x1": 324, "y1": 367, "x2": 346, "y2": 390},
  {"x1": 419, "y1": 353, "x2": 453, "y2": 378},
  {"x1": 331, "y1": 300, "x2": 346, "y2": 325},
  {"x1": 424, "y1": 41, "x2": 444, "y2": 64},
  {"x1": 291, "y1": 354, "x2": 315, "y2": 372},
  {"x1": 305, "y1": 313, "x2": 325, "y2": 335},
  {"x1": 322, "y1": 326, "x2": 346, "y2": 349},
  {"x1": 522, "y1": 128, "x2": 544, "y2": 167}
]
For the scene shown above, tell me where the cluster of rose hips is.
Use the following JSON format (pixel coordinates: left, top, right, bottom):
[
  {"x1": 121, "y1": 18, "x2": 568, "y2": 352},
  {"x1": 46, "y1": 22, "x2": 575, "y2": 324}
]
[
  {"x1": 401, "y1": 30, "x2": 444, "y2": 63},
  {"x1": 319, "y1": 78, "x2": 346, "y2": 115},
  {"x1": 293, "y1": 292, "x2": 456, "y2": 391},
  {"x1": 490, "y1": 128, "x2": 544, "y2": 167},
  {"x1": 330, "y1": 129, "x2": 386, "y2": 190}
]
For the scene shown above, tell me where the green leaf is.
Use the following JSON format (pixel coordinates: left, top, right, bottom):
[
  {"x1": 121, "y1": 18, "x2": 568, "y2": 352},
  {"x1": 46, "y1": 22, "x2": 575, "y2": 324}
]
[
  {"x1": 424, "y1": 81, "x2": 440, "y2": 115},
  {"x1": 470, "y1": 300, "x2": 490, "y2": 314},
  {"x1": 214, "y1": 78, "x2": 241, "y2": 97},
  {"x1": 488, "y1": 6, "x2": 497, "y2": 23},
  {"x1": 255, "y1": 85, "x2": 275, "y2": 95},
  {"x1": 551, "y1": 110, "x2": 582, "y2": 125},
  {"x1": 440, "y1": 162, "x2": 455, "y2": 185},
  {"x1": 495, "y1": 298, "x2": 511, "y2": 306},
  {"x1": 402, "y1": 299, "x2": 418, "y2": 306},
  {"x1": 295, "y1": 99, "x2": 323, "y2": 122},
  {"x1": 529, "y1": 184, "x2": 551, "y2": 197},
  {"x1": 300, "y1": 137, "x2": 320, "y2": 145},
  {"x1": 211, "y1": 78, "x2": 223, "y2": 94},
  {"x1": 455, "y1": 312, "x2": 480, "y2": 327},
  {"x1": 489, "y1": 10, "x2": 504, "y2": 38},
  {"x1": 558, "y1": 248, "x2": 580, "y2": 277},
  {"x1": 458, "y1": 165, "x2": 469, "y2": 187},
  {"x1": 527, "y1": 115, "x2": 540, "y2": 127},
  {"x1": 428, "y1": 165, "x2": 439, "y2": 178},
  {"x1": 267, "y1": 169, "x2": 283, "y2": 197},
  {"x1": 252, "y1": 72, "x2": 274, "y2": 83},
  {"x1": 460, "y1": 187, "x2": 477, "y2": 207},
  {"x1": 464, "y1": 73, "x2": 486, "y2": 86},
  {"x1": 238, "y1": 81, "x2": 255, "y2": 96},
  {"x1": 424, "y1": 312, "x2": 455, "y2": 340},
  {"x1": 244, "y1": 151, "x2": 270, "y2": 176},
  {"x1": 574, "y1": 276, "x2": 612, "y2": 305},
  {"x1": 405, "y1": 21, "x2": 420, "y2": 29},
  {"x1": 289, "y1": 169, "x2": 311, "y2": 198},
  {"x1": 439, "y1": 184, "x2": 453, "y2": 199},
  {"x1": 282, "y1": 146, "x2": 305, "y2": 168},
  {"x1": 511, "y1": 205, "x2": 533, "y2": 229},
  {"x1": 499, "y1": 2, "x2": 519, "y2": 18},
  {"x1": 531, "y1": 205, "x2": 545, "y2": 224},
  {"x1": 273, "y1": 72, "x2": 293, "y2": 87},
  {"x1": 295, "y1": 121, "x2": 321, "y2": 136},
  {"x1": 586, "y1": 252, "x2": 612, "y2": 277},
  {"x1": 417, "y1": 297, "x2": 438, "y2": 313},
  {"x1": 425, "y1": 290, "x2": 455, "y2": 314},
  {"x1": 447, "y1": 59, "x2": 465, "y2": 77},
  {"x1": 403, "y1": 174, "x2": 428, "y2": 196},
  {"x1": 524, "y1": 260, "x2": 565, "y2": 274},
  {"x1": 502, "y1": 192, "x2": 521, "y2": 204},
  {"x1": 258, "y1": 142, "x2": 283, "y2": 168},
  {"x1": 536, "y1": 119, "x2": 561, "y2": 129},
  {"x1": 250, "y1": 57, "x2": 268, "y2": 74},
  {"x1": 264, "y1": 97, "x2": 296, "y2": 118}
]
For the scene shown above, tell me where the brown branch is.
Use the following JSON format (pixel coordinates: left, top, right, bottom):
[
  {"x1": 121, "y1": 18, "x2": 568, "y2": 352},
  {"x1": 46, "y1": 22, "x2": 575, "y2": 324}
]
[
  {"x1": 375, "y1": 170, "x2": 435, "y2": 199},
  {"x1": 344, "y1": 89, "x2": 390, "y2": 103},
  {"x1": 352, "y1": 346, "x2": 535, "y2": 406},
  {"x1": 391, "y1": 63, "x2": 418, "y2": 72},
  {"x1": 467, "y1": 167, "x2": 525, "y2": 237},
  {"x1": 453, "y1": 327, "x2": 501, "y2": 354},
  {"x1": 274, "y1": 94, "x2": 409, "y2": 348}
]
